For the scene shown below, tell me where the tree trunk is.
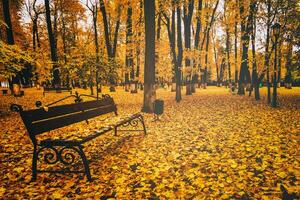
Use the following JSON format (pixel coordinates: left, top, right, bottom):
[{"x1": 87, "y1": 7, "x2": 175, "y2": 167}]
[
  {"x1": 220, "y1": 59, "x2": 225, "y2": 84},
  {"x1": 45, "y1": 0, "x2": 60, "y2": 86},
  {"x1": 265, "y1": 0, "x2": 271, "y2": 103},
  {"x1": 200, "y1": 1, "x2": 219, "y2": 51},
  {"x1": 224, "y1": 0, "x2": 231, "y2": 84},
  {"x1": 237, "y1": 0, "x2": 255, "y2": 95},
  {"x1": 142, "y1": 0, "x2": 156, "y2": 113},
  {"x1": 194, "y1": 0, "x2": 203, "y2": 49},
  {"x1": 60, "y1": 2, "x2": 68, "y2": 87},
  {"x1": 212, "y1": 31, "x2": 219, "y2": 86},
  {"x1": 95, "y1": 21, "x2": 100, "y2": 93},
  {"x1": 225, "y1": 28, "x2": 231, "y2": 85},
  {"x1": 35, "y1": 19, "x2": 41, "y2": 48},
  {"x1": 202, "y1": 0, "x2": 219, "y2": 87},
  {"x1": 93, "y1": 5, "x2": 100, "y2": 98},
  {"x1": 249, "y1": 6, "x2": 260, "y2": 100},
  {"x1": 285, "y1": 35, "x2": 293, "y2": 88},
  {"x1": 32, "y1": 18, "x2": 38, "y2": 51},
  {"x1": 234, "y1": 0, "x2": 238, "y2": 84},
  {"x1": 53, "y1": 2, "x2": 58, "y2": 53},
  {"x1": 3, "y1": 0, "x2": 14, "y2": 45},
  {"x1": 136, "y1": 0, "x2": 143, "y2": 80},
  {"x1": 2, "y1": 0, "x2": 17, "y2": 93},
  {"x1": 204, "y1": 31, "x2": 210, "y2": 87},
  {"x1": 272, "y1": 34, "x2": 279, "y2": 107},
  {"x1": 183, "y1": 0, "x2": 194, "y2": 95},
  {"x1": 176, "y1": 6, "x2": 183, "y2": 102},
  {"x1": 157, "y1": 11, "x2": 161, "y2": 40},
  {"x1": 277, "y1": 39, "x2": 282, "y2": 87},
  {"x1": 127, "y1": 7, "x2": 135, "y2": 81},
  {"x1": 126, "y1": 5, "x2": 134, "y2": 92},
  {"x1": 100, "y1": 0, "x2": 121, "y2": 88},
  {"x1": 194, "y1": 0, "x2": 203, "y2": 82}
]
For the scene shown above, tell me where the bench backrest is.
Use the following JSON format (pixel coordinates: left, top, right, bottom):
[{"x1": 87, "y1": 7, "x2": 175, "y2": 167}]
[
  {"x1": 44, "y1": 87, "x2": 71, "y2": 91},
  {"x1": 20, "y1": 96, "x2": 117, "y2": 138}
]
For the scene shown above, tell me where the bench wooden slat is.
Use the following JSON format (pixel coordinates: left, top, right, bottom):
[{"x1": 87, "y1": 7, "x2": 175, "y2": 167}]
[
  {"x1": 44, "y1": 87, "x2": 71, "y2": 91},
  {"x1": 21, "y1": 98, "x2": 115, "y2": 122}
]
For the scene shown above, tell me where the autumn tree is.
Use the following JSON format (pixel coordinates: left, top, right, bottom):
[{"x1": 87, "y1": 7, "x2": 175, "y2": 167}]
[
  {"x1": 45, "y1": 0, "x2": 60, "y2": 86},
  {"x1": 201, "y1": 0, "x2": 219, "y2": 88},
  {"x1": 194, "y1": 0, "x2": 203, "y2": 88},
  {"x1": 2, "y1": 0, "x2": 18, "y2": 93},
  {"x1": 125, "y1": 3, "x2": 133, "y2": 92},
  {"x1": 86, "y1": 0, "x2": 100, "y2": 96},
  {"x1": 237, "y1": 0, "x2": 256, "y2": 95},
  {"x1": 280, "y1": 0, "x2": 300, "y2": 89},
  {"x1": 249, "y1": 1, "x2": 260, "y2": 100},
  {"x1": 25, "y1": 0, "x2": 44, "y2": 51},
  {"x1": 142, "y1": 0, "x2": 156, "y2": 112},
  {"x1": 99, "y1": 0, "x2": 121, "y2": 91},
  {"x1": 163, "y1": 0, "x2": 183, "y2": 102},
  {"x1": 135, "y1": 0, "x2": 143, "y2": 83},
  {"x1": 224, "y1": 0, "x2": 232, "y2": 85},
  {"x1": 183, "y1": 0, "x2": 194, "y2": 95}
]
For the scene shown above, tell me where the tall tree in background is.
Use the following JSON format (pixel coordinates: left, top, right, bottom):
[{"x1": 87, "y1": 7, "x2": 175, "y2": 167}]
[
  {"x1": 142, "y1": 0, "x2": 156, "y2": 112},
  {"x1": 163, "y1": 0, "x2": 183, "y2": 102},
  {"x1": 86, "y1": 0, "x2": 100, "y2": 97},
  {"x1": 2, "y1": 0, "x2": 14, "y2": 45},
  {"x1": 282, "y1": 0, "x2": 298, "y2": 89},
  {"x1": 202, "y1": 0, "x2": 219, "y2": 87},
  {"x1": 60, "y1": 0, "x2": 68, "y2": 86},
  {"x1": 237, "y1": 0, "x2": 255, "y2": 95},
  {"x1": 125, "y1": 4, "x2": 133, "y2": 92},
  {"x1": 194, "y1": 0, "x2": 203, "y2": 88},
  {"x1": 285, "y1": 35, "x2": 293, "y2": 88},
  {"x1": 212, "y1": 27, "x2": 220, "y2": 85},
  {"x1": 135, "y1": 0, "x2": 143, "y2": 81},
  {"x1": 25, "y1": 0, "x2": 44, "y2": 51},
  {"x1": 2, "y1": 0, "x2": 16, "y2": 93},
  {"x1": 175, "y1": 4, "x2": 183, "y2": 101},
  {"x1": 224, "y1": 0, "x2": 231, "y2": 85},
  {"x1": 183, "y1": 0, "x2": 194, "y2": 95},
  {"x1": 249, "y1": 1, "x2": 260, "y2": 100},
  {"x1": 264, "y1": 0, "x2": 272, "y2": 103},
  {"x1": 234, "y1": 0, "x2": 238, "y2": 84},
  {"x1": 45, "y1": 0, "x2": 60, "y2": 86},
  {"x1": 99, "y1": 0, "x2": 121, "y2": 91}
]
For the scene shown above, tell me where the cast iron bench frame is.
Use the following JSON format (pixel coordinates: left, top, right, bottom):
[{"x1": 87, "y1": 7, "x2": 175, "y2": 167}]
[
  {"x1": 43, "y1": 87, "x2": 72, "y2": 96},
  {"x1": 11, "y1": 93, "x2": 146, "y2": 182}
]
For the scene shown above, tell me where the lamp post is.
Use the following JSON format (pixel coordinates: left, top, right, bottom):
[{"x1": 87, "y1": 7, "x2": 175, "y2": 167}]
[{"x1": 272, "y1": 22, "x2": 280, "y2": 107}]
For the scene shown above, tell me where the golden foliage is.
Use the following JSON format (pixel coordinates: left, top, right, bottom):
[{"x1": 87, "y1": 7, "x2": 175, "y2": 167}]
[{"x1": 0, "y1": 87, "x2": 299, "y2": 199}]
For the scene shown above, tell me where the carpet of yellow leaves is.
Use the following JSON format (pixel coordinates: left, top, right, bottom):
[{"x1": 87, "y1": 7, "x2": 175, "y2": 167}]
[{"x1": 0, "y1": 87, "x2": 299, "y2": 199}]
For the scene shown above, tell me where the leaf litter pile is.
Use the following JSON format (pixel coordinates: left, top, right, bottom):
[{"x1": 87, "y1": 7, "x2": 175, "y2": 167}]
[{"x1": 0, "y1": 87, "x2": 299, "y2": 199}]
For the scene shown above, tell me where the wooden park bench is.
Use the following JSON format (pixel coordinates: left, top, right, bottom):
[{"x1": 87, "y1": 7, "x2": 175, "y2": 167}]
[
  {"x1": 43, "y1": 87, "x2": 72, "y2": 96},
  {"x1": 10, "y1": 93, "x2": 146, "y2": 182}
]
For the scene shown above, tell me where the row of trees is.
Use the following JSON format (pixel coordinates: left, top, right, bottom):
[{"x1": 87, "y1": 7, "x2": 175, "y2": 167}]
[{"x1": 0, "y1": 0, "x2": 299, "y2": 110}]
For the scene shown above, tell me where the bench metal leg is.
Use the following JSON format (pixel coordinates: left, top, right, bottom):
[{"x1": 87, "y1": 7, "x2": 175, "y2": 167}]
[
  {"x1": 31, "y1": 147, "x2": 38, "y2": 181},
  {"x1": 114, "y1": 127, "x2": 117, "y2": 136},
  {"x1": 138, "y1": 115, "x2": 147, "y2": 135},
  {"x1": 77, "y1": 146, "x2": 92, "y2": 182}
]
